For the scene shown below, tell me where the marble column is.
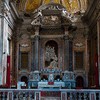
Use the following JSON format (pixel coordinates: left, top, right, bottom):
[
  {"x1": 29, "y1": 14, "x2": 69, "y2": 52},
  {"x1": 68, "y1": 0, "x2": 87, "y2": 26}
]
[
  {"x1": 69, "y1": 39, "x2": 73, "y2": 71},
  {"x1": 34, "y1": 27, "x2": 40, "y2": 70},
  {"x1": 64, "y1": 26, "x2": 73, "y2": 71},
  {"x1": 64, "y1": 35, "x2": 69, "y2": 70},
  {"x1": 31, "y1": 39, "x2": 35, "y2": 71}
]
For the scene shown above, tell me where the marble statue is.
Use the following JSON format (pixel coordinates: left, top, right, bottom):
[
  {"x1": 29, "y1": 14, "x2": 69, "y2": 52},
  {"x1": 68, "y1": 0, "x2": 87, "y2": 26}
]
[
  {"x1": 49, "y1": 55, "x2": 58, "y2": 68},
  {"x1": 45, "y1": 45, "x2": 58, "y2": 68}
]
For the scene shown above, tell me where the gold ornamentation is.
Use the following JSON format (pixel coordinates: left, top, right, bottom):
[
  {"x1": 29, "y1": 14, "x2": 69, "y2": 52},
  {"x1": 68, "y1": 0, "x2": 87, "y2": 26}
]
[{"x1": 15, "y1": 0, "x2": 87, "y2": 14}]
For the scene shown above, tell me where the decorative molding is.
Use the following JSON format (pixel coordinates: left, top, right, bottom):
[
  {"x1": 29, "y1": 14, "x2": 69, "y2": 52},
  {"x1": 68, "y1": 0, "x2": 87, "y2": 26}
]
[
  {"x1": 74, "y1": 43, "x2": 84, "y2": 48},
  {"x1": 31, "y1": 35, "x2": 64, "y2": 39},
  {"x1": 10, "y1": 2, "x2": 19, "y2": 18}
]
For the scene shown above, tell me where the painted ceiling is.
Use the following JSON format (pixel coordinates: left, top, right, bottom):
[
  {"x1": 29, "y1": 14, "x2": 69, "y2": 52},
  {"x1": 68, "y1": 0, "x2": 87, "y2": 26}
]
[{"x1": 15, "y1": 0, "x2": 87, "y2": 14}]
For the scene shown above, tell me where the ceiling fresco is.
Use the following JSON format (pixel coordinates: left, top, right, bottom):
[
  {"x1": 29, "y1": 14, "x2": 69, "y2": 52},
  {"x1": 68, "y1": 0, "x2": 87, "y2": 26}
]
[{"x1": 15, "y1": 0, "x2": 87, "y2": 14}]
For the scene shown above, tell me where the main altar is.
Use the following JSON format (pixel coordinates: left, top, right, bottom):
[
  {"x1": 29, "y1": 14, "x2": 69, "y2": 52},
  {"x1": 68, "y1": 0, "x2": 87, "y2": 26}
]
[
  {"x1": 28, "y1": 69, "x2": 75, "y2": 89},
  {"x1": 17, "y1": 1, "x2": 77, "y2": 91},
  {"x1": 15, "y1": 1, "x2": 83, "y2": 100},
  {"x1": 27, "y1": 2, "x2": 76, "y2": 90}
]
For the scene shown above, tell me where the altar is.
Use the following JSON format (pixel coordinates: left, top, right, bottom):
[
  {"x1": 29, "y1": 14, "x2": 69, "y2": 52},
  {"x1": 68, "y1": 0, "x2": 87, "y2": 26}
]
[
  {"x1": 26, "y1": 4, "x2": 76, "y2": 89},
  {"x1": 28, "y1": 68, "x2": 76, "y2": 89},
  {"x1": 38, "y1": 81, "x2": 65, "y2": 89}
]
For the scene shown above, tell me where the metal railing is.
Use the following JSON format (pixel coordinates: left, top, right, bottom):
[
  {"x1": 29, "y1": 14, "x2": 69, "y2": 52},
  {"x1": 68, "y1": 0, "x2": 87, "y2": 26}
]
[{"x1": 0, "y1": 89, "x2": 100, "y2": 100}]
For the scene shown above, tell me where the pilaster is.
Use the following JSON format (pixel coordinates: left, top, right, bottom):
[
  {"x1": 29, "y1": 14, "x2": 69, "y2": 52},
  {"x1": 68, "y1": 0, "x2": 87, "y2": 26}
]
[
  {"x1": 0, "y1": 1, "x2": 4, "y2": 85},
  {"x1": 84, "y1": 34, "x2": 89, "y2": 87},
  {"x1": 97, "y1": 21, "x2": 100, "y2": 87}
]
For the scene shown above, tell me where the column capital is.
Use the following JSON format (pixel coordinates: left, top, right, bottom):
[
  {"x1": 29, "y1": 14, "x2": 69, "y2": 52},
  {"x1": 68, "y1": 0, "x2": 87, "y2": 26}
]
[
  {"x1": 64, "y1": 26, "x2": 69, "y2": 36},
  {"x1": 34, "y1": 26, "x2": 40, "y2": 36},
  {"x1": 34, "y1": 35, "x2": 40, "y2": 40},
  {"x1": 34, "y1": 26, "x2": 40, "y2": 30},
  {"x1": 31, "y1": 35, "x2": 40, "y2": 39},
  {"x1": 63, "y1": 35, "x2": 73, "y2": 40},
  {"x1": 69, "y1": 35, "x2": 73, "y2": 41},
  {"x1": 63, "y1": 35, "x2": 69, "y2": 40},
  {"x1": 64, "y1": 26, "x2": 69, "y2": 30}
]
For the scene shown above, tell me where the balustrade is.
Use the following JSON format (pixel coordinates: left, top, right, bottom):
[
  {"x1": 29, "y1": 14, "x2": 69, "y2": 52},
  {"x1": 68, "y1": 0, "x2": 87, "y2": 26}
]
[{"x1": 0, "y1": 89, "x2": 100, "y2": 100}]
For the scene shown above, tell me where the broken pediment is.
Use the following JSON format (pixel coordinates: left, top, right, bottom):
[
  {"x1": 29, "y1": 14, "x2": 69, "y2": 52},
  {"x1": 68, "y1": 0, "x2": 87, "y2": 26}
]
[{"x1": 31, "y1": 3, "x2": 76, "y2": 29}]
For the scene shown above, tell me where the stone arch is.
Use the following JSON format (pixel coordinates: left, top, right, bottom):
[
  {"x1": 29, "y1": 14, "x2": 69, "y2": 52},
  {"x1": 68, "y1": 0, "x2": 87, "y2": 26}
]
[{"x1": 44, "y1": 39, "x2": 59, "y2": 50}]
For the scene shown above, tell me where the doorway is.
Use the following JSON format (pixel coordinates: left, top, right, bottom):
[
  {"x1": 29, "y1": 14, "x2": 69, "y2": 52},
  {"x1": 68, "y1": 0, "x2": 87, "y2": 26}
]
[
  {"x1": 76, "y1": 76, "x2": 84, "y2": 89},
  {"x1": 21, "y1": 76, "x2": 28, "y2": 87}
]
